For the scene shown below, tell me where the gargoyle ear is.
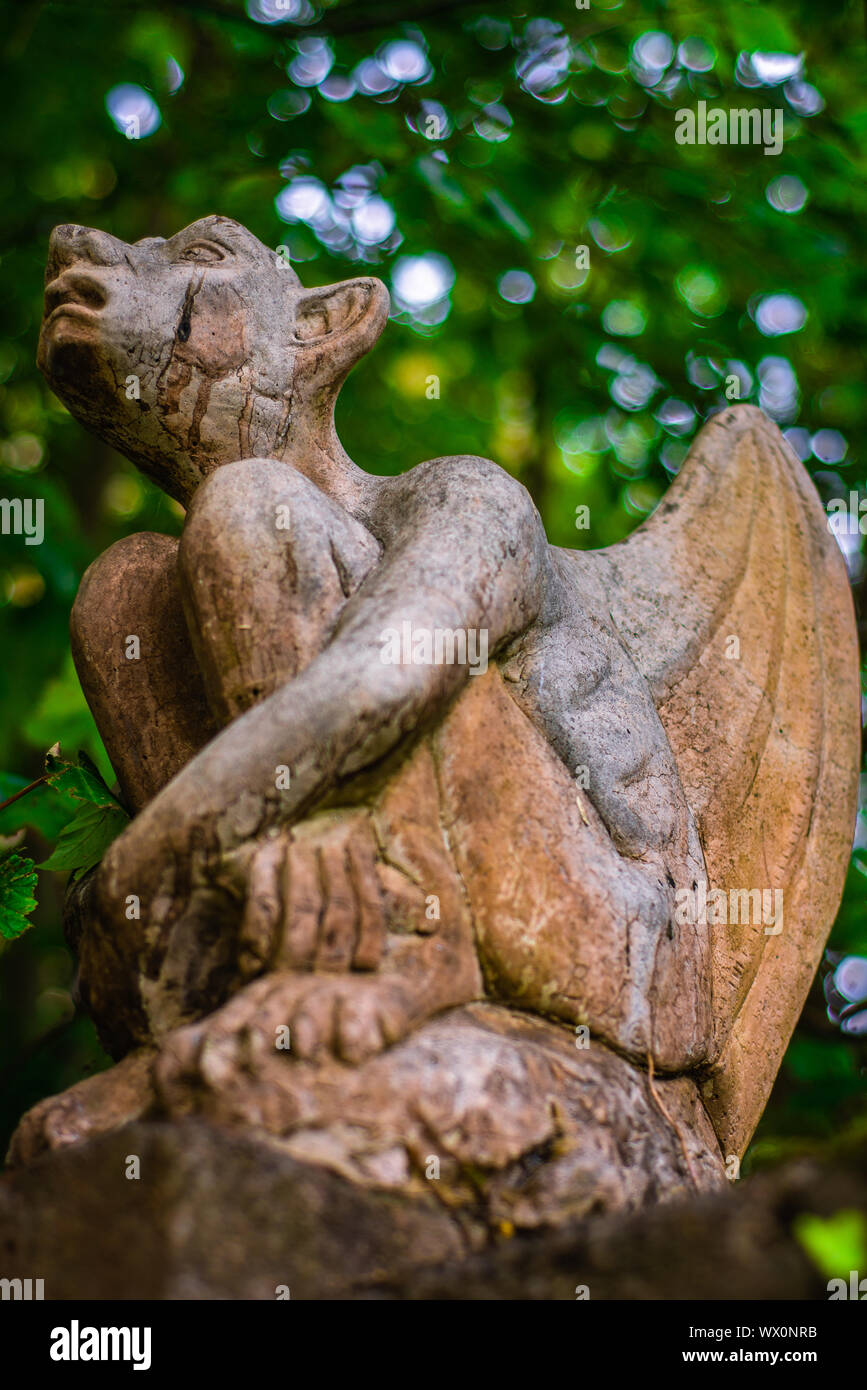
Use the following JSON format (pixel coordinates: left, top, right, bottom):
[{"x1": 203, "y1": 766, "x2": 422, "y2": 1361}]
[{"x1": 293, "y1": 277, "x2": 389, "y2": 365}]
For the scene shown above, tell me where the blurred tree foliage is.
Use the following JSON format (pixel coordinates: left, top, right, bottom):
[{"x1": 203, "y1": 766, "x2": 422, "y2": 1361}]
[{"x1": 0, "y1": 0, "x2": 864, "y2": 1166}]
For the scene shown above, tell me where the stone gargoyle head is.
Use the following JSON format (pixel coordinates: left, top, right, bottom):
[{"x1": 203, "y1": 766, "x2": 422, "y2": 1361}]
[{"x1": 37, "y1": 215, "x2": 389, "y2": 503}]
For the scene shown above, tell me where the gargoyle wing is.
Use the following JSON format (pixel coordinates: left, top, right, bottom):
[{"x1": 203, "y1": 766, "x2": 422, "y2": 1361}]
[{"x1": 594, "y1": 404, "x2": 860, "y2": 1157}]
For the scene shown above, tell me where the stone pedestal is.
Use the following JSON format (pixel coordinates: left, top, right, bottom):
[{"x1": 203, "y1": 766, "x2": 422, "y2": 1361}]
[{"x1": 2, "y1": 1117, "x2": 863, "y2": 1300}]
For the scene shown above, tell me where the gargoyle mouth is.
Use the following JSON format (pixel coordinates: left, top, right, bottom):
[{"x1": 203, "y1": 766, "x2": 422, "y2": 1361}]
[{"x1": 44, "y1": 270, "x2": 108, "y2": 325}]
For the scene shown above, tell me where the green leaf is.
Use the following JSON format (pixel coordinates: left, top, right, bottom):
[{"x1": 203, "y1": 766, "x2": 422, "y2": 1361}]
[
  {"x1": 0, "y1": 742, "x2": 127, "y2": 841},
  {"x1": 36, "y1": 748, "x2": 130, "y2": 878},
  {"x1": 794, "y1": 1210, "x2": 867, "y2": 1282},
  {"x1": 39, "y1": 802, "x2": 130, "y2": 879},
  {"x1": 43, "y1": 746, "x2": 125, "y2": 813},
  {"x1": 0, "y1": 850, "x2": 38, "y2": 940}
]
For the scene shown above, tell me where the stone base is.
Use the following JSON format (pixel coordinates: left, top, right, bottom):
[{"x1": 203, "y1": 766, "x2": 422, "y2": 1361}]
[
  {"x1": 0, "y1": 1120, "x2": 467, "y2": 1299},
  {"x1": 7, "y1": 1004, "x2": 725, "y2": 1227},
  {"x1": 0, "y1": 1005, "x2": 735, "y2": 1297},
  {"x1": 1, "y1": 1118, "x2": 864, "y2": 1299}
]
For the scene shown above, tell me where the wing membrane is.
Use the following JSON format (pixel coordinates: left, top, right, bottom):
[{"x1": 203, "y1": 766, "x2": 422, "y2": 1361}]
[{"x1": 596, "y1": 405, "x2": 859, "y2": 1155}]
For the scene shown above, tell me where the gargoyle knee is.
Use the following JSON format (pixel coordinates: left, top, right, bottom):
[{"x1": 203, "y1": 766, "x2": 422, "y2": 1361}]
[
  {"x1": 178, "y1": 458, "x2": 381, "y2": 722},
  {"x1": 71, "y1": 531, "x2": 215, "y2": 811}
]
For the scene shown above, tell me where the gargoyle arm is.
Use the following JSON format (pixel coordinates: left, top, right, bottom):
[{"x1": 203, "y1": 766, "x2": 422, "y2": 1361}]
[{"x1": 96, "y1": 456, "x2": 551, "y2": 919}]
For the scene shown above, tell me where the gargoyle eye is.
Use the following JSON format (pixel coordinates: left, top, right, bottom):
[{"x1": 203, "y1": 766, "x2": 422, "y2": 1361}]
[{"x1": 180, "y1": 241, "x2": 226, "y2": 263}]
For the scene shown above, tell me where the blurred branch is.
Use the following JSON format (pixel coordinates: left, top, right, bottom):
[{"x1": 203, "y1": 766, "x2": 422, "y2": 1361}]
[
  {"x1": 301, "y1": 0, "x2": 495, "y2": 36},
  {"x1": 41, "y1": 0, "x2": 246, "y2": 20},
  {"x1": 42, "y1": 0, "x2": 485, "y2": 28},
  {"x1": 41, "y1": 0, "x2": 624, "y2": 43}
]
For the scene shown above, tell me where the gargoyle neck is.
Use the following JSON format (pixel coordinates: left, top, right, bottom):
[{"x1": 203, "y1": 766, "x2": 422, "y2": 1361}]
[{"x1": 272, "y1": 416, "x2": 375, "y2": 515}]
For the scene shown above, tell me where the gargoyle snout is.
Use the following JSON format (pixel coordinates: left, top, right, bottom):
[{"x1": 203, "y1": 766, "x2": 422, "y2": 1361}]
[{"x1": 45, "y1": 224, "x2": 129, "y2": 285}]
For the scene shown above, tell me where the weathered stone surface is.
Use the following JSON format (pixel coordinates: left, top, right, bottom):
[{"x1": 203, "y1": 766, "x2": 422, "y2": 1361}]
[
  {"x1": 9, "y1": 1006, "x2": 725, "y2": 1227},
  {"x1": 404, "y1": 1142, "x2": 867, "y2": 1301},
  {"x1": 0, "y1": 1120, "x2": 467, "y2": 1300},
  {"x1": 600, "y1": 409, "x2": 861, "y2": 1153},
  {"x1": 7, "y1": 1051, "x2": 155, "y2": 1167},
  {"x1": 16, "y1": 214, "x2": 859, "y2": 1246},
  {"x1": 70, "y1": 532, "x2": 216, "y2": 813},
  {"x1": 1, "y1": 1118, "x2": 864, "y2": 1299}
]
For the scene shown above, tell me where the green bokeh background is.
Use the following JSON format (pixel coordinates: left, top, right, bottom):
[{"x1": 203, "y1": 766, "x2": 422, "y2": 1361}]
[{"x1": 0, "y1": 0, "x2": 865, "y2": 1169}]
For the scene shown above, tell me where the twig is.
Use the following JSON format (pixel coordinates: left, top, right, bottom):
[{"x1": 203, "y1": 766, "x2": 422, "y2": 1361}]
[{"x1": 0, "y1": 775, "x2": 48, "y2": 818}]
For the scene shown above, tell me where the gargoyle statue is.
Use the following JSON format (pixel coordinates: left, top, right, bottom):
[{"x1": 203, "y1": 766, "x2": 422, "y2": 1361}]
[{"x1": 10, "y1": 215, "x2": 859, "y2": 1233}]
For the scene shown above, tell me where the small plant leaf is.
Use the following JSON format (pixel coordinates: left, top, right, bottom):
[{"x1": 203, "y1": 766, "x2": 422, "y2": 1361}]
[
  {"x1": 36, "y1": 747, "x2": 130, "y2": 880},
  {"x1": 42, "y1": 746, "x2": 125, "y2": 813},
  {"x1": 39, "y1": 803, "x2": 130, "y2": 880},
  {"x1": 0, "y1": 850, "x2": 38, "y2": 940},
  {"x1": 793, "y1": 1209, "x2": 867, "y2": 1282}
]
